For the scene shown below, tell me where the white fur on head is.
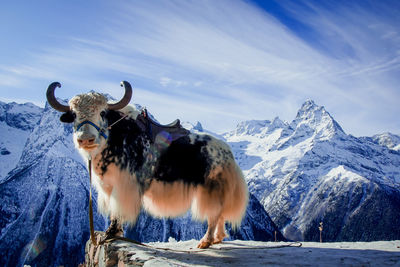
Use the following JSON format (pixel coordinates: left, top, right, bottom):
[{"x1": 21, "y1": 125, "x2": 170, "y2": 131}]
[{"x1": 69, "y1": 93, "x2": 108, "y2": 120}]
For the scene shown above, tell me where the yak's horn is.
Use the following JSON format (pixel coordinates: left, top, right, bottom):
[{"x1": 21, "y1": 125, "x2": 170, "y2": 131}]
[
  {"x1": 108, "y1": 81, "x2": 133, "y2": 110},
  {"x1": 46, "y1": 82, "x2": 70, "y2": 112}
]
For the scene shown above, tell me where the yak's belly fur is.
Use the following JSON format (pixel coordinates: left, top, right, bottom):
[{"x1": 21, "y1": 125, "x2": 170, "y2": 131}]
[{"x1": 142, "y1": 180, "x2": 195, "y2": 217}]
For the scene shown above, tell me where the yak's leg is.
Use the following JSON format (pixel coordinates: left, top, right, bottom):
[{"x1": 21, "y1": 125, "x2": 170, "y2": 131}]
[
  {"x1": 213, "y1": 216, "x2": 227, "y2": 244},
  {"x1": 197, "y1": 216, "x2": 219, "y2": 249},
  {"x1": 104, "y1": 217, "x2": 124, "y2": 240}
]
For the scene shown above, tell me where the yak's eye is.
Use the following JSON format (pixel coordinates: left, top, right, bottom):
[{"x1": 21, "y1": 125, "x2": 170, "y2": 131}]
[
  {"x1": 100, "y1": 111, "x2": 106, "y2": 118},
  {"x1": 60, "y1": 111, "x2": 76, "y2": 123}
]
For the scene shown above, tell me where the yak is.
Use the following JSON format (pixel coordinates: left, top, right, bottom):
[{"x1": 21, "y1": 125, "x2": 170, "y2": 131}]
[{"x1": 46, "y1": 81, "x2": 248, "y2": 248}]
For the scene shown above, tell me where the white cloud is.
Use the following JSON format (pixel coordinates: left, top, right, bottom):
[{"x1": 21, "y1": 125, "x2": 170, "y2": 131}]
[{"x1": 160, "y1": 77, "x2": 172, "y2": 87}]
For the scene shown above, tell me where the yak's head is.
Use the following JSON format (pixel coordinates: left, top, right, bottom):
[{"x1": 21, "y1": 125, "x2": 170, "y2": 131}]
[{"x1": 46, "y1": 81, "x2": 132, "y2": 156}]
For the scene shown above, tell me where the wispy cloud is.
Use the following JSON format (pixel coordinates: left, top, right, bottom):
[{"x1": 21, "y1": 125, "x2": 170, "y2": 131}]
[{"x1": 0, "y1": 0, "x2": 399, "y2": 135}]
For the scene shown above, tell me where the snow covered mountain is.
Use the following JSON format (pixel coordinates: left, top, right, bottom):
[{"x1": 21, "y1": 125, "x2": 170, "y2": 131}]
[
  {"x1": 0, "y1": 101, "x2": 279, "y2": 267},
  {"x1": 371, "y1": 132, "x2": 400, "y2": 151},
  {"x1": 0, "y1": 101, "x2": 42, "y2": 179},
  {"x1": 225, "y1": 100, "x2": 400, "y2": 242}
]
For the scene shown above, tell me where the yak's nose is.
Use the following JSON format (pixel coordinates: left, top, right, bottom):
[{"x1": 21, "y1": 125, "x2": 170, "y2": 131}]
[
  {"x1": 77, "y1": 137, "x2": 96, "y2": 147},
  {"x1": 77, "y1": 132, "x2": 96, "y2": 147}
]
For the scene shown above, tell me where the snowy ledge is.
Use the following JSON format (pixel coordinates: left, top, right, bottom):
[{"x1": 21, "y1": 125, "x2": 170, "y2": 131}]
[{"x1": 83, "y1": 232, "x2": 400, "y2": 266}]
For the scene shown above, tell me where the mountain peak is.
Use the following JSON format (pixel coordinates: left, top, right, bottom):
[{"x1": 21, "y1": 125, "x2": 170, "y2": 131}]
[
  {"x1": 372, "y1": 132, "x2": 400, "y2": 151},
  {"x1": 301, "y1": 99, "x2": 317, "y2": 109},
  {"x1": 193, "y1": 121, "x2": 204, "y2": 131},
  {"x1": 291, "y1": 100, "x2": 345, "y2": 139},
  {"x1": 234, "y1": 120, "x2": 271, "y2": 136},
  {"x1": 270, "y1": 116, "x2": 285, "y2": 128},
  {"x1": 0, "y1": 101, "x2": 43, "y2": 131},
  {"x1": 182, "y1": 121, "x2": 204, "y2": 132},
  {"x1": 296, "y1": 99, "x2": 323, "y2": 118}
]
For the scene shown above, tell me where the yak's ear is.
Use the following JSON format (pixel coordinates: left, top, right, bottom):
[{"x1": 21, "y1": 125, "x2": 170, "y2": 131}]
[{"x1": 60, "y1": 111, "x2": 76, "y2": 123}]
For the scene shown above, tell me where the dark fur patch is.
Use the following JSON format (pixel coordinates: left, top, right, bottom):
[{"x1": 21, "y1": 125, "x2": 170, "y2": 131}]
[
  {"x1": 100, "y1": 110, "x2": 150, "y2": 176},
  {"x1": 153, "y1": 135, "x2": 212, "y2": 185}
]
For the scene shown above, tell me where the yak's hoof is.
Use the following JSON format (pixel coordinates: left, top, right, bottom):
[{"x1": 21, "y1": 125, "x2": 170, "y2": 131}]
[
  {"x1": 101, "y1": 231, "x2": 123, "y2": 244},
  {"x1": 105, "y1": 227, "x2": 123, "y2": 238},
  {"x1": 197, "y1": 240, "x2": 212, "y2": 249},
  {"x1": 103, "y1": 221, "x2": 124, "y2": 242},
  {"x1": 213, "y1": 233, "x2": 227, "y2": 244}
]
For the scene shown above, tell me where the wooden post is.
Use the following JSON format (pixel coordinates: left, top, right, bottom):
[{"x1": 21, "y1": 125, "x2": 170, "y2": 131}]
[{"x1": 319, "y1": 222, "x2": 323, "y2": 243}]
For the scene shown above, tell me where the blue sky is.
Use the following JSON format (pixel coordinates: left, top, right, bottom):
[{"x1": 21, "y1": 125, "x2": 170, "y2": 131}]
[{"x1": 1, "y1": 0, "x2": 399, "y2": 136}]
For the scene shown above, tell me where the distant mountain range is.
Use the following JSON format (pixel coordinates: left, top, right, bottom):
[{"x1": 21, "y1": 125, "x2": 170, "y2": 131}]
[
  {"x1": 0, "y1": 101, "x2": 280, "y2": 267},
  {"x1": 224, "y1": 99, "x2": 400, "y2": 242}
]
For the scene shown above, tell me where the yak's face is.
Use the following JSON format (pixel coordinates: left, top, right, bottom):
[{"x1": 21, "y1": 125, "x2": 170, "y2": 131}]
[
  {"x1": 67, "y1": 93, "x2": 109, "y2": 155},
  {"x1": 46, "y1": 81, "x2": 133, "y2": 157}
]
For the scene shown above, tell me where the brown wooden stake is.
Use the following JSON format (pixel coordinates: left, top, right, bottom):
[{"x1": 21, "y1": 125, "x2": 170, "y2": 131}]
[
  {"x1": 88, "y1": 158, "x2": 97, "y2": 246},
  {"x1": 319, "y1": 222, "x2": 323, "y2": 243}
]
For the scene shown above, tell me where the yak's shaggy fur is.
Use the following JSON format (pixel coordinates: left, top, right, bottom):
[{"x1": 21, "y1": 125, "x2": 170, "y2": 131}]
[{"x1": 66, "y1": 95, "x2": 248, "y2": 248}]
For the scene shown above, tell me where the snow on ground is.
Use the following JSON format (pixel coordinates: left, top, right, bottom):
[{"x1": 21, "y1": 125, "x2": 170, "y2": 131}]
[{"x1": 106, "y1": 239, "x2": 400, "y2": 266}]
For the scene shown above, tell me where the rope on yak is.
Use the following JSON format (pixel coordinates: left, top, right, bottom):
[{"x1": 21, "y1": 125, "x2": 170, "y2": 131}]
[
  {"x1": 107, "y1": 113, "x2": 129, "y2": 130},
  {"x1": 88, "y1": 157, "x2": 97, "y2": 246}
]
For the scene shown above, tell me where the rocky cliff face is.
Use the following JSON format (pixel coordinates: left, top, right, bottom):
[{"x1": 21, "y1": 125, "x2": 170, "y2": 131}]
[{"x1": 225, "y1": 100, "x2": 400, "y2": 241}]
